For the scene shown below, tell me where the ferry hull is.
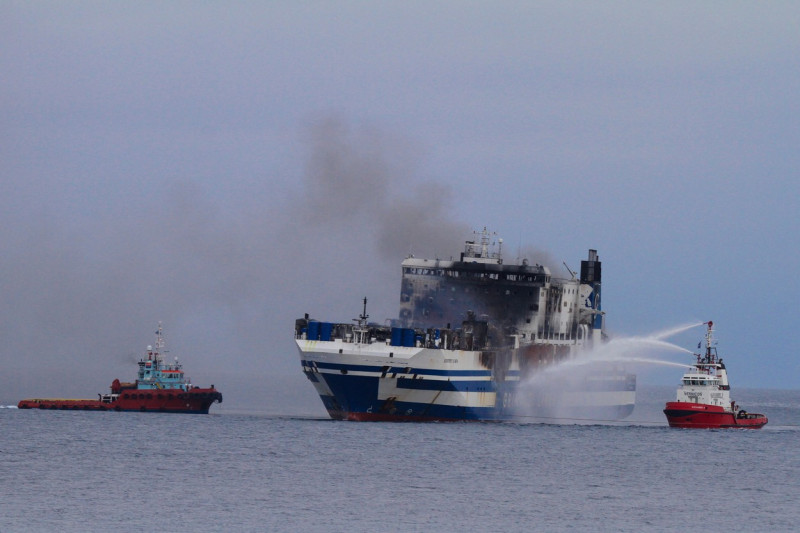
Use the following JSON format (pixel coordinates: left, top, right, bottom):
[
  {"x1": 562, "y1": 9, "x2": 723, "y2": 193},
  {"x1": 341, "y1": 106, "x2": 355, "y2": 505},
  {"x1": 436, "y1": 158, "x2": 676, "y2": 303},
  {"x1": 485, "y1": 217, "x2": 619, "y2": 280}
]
[
  {"x1": 663, "y1": 401, "x2": 767, "y2": 429},
  {"x1": 299, "y1": 342, "x2": 636, "y2": 422},
  {"x1": 18, "y1": 388, "x2": 222, "y2": 414}
]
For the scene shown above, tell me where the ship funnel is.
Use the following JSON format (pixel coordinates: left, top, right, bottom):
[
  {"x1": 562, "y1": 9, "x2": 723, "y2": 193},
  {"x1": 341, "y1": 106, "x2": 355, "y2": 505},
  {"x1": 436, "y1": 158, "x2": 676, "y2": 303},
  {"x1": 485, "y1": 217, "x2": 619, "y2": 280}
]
[
  {"x1": 580, "y1": 249, "x2": 602, "y2": 330},
  {"x1": 580, "y1": 249, "x2": 600, "y2": 283}
]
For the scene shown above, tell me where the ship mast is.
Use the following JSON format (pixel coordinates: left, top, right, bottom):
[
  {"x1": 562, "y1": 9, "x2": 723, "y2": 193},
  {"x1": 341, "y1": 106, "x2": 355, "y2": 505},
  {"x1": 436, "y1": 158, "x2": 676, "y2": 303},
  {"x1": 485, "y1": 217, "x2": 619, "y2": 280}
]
[
  {"x1": 702, "y1": 320, "x2": 715, "y2": 363},
  {"x1": 154, "y1": 321, "x2": 166, "y2": 363},
  {"x1": 352, "y1": 297, "x2": 369, "y2": 344},
  {"x1": 359, "y1": 297, "x2": 369, "y2": 324}
]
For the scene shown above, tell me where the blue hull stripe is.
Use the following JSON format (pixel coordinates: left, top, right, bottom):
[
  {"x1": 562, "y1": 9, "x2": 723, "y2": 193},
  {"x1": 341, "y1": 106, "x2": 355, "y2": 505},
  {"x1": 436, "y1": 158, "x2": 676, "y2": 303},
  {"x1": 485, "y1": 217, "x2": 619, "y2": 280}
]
[
  {"x1": 302, "y1": 359, "x2": 511, "y2": 378},
  {"x1": 392, "y1": 377, "x2": 488, "y2": 391}
]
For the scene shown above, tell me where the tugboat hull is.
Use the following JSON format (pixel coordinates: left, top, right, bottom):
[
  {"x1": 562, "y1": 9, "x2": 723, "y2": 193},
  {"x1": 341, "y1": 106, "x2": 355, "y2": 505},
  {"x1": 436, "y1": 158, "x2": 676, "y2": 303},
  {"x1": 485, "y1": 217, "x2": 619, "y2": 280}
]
[
  {"x1": 18, "y1": 388, "x2": 222, "y2": 414},
  {"x1": 664, "y1": 401, "x2": 767, "y2": 429}
]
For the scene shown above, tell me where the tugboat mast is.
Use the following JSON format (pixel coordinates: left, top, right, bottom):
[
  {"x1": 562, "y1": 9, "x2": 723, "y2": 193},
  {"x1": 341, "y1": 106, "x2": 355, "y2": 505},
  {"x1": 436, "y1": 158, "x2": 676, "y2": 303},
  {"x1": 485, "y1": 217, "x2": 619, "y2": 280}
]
[
  {"x1": 154, "y1": 321, "x2": 166, "y2": 362},
  {"x1": 698, "y1": 320, "x2": 717, "y2": 366}
]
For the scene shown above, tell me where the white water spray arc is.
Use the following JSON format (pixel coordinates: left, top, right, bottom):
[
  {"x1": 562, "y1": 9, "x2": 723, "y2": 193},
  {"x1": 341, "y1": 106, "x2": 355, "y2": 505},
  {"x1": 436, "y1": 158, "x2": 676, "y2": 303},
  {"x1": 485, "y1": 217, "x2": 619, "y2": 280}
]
[{"x1": 513, "y1": 321, "x2": 706, "y2": 423}]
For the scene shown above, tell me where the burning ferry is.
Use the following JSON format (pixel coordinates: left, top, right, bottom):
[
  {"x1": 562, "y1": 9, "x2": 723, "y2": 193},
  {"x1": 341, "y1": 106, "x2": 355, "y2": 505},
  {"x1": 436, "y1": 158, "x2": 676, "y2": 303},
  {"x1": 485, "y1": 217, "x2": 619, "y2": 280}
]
[{"x1": 295, "y1": 228, "x2": 635, "y2": 421}]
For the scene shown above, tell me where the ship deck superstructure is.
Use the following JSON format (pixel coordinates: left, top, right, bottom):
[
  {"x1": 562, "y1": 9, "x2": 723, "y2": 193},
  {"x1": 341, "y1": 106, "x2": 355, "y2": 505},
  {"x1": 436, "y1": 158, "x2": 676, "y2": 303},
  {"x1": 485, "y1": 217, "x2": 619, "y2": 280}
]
[{"x1": 398, "y1": 230, "x2": 603, "y2": 347}]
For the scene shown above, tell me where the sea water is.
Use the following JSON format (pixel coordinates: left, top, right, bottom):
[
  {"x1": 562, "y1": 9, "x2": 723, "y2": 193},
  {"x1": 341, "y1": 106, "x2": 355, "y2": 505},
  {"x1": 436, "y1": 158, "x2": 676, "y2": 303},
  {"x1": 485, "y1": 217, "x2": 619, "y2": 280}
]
[{"x1": 2, "y1": 386, "x2": 799, "y2": 533}]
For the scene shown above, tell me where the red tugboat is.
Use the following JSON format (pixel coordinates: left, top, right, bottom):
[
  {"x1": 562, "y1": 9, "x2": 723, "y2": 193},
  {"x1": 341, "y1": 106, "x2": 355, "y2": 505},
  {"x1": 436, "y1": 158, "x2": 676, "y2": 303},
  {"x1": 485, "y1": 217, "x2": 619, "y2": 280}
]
[
  {"x1": 18, "y1": 324, "x2": 222, "y2": 413},
  {"x1": 663, "y1": 321, "x2": 766, "y2": 429}
]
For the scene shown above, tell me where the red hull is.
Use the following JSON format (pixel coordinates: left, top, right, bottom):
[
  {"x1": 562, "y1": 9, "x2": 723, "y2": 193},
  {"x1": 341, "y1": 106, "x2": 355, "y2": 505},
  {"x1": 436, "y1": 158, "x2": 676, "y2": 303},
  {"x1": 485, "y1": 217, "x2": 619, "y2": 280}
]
[
  {"x1": 663, "y1": 401, "x2": 767, "y2": 429},
  {"x1": 343, "y1": 411, "x2": 461, "y2": 422},
  {"x1": 18, "y1": 387, "x2": 222, "y2": 414}
]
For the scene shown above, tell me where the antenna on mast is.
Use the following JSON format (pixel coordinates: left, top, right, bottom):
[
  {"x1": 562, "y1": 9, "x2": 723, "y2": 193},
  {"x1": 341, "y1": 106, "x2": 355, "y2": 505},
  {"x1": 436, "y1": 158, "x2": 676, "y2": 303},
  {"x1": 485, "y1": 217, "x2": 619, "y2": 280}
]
[{"x1": 360, "y1": 297, "x2": 369, "y2": 323}]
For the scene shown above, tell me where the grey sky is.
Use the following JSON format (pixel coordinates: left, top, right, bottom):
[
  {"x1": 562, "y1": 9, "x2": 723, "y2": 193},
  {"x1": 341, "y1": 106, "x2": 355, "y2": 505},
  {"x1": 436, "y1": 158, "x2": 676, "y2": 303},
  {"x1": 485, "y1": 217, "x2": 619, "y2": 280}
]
[{"x1": 2, "y1": 2, "x2": 798, "y2": 410}]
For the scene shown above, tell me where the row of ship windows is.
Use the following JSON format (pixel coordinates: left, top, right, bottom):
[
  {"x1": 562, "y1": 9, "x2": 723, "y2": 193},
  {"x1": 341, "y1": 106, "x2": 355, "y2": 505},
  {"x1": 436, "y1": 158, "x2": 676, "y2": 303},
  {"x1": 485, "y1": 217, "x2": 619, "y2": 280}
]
[
  {"x1": 411, "y1": 286, "x2": 533, "y2": 295},
  {"x1": 404, "y1": 268, "x2": 548, "y2": 283},
  {"x1": 122, "y1": 393, "x2": 178, "y2": 399},
  {"x1": 683, "y1": 379, "x2": 719, "y2": 386},
  {"x1": 406, "y1": 283, "x2": 580, "y2": 298}
]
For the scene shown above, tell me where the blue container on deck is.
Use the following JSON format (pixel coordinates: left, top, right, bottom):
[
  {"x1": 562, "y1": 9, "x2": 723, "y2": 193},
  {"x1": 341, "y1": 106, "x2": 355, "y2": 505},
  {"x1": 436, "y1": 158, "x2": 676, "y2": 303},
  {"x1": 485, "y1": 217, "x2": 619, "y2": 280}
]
[
  {"x1": 320, "y1": 322, "x2": 333, "y2": 341},
  {"x1": 307, "y1": 321, "x2": 320, "y2": 340},
  {"x1": 403, "y1": 328, "x2": 416, "y2": 347},
  {"x1": 391, "y1": 327, "x2": 403, "y2": 347}
]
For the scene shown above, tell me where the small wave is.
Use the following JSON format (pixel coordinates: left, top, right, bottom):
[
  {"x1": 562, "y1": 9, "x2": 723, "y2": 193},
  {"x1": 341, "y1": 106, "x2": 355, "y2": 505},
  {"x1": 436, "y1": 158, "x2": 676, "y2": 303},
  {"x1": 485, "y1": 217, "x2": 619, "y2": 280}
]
[
  {"x1": 764, "y1": 424, "x2": 800, "y2": 432},
  {"x1": 0, "y1": 405, "x2": 19, "y2": 409}
]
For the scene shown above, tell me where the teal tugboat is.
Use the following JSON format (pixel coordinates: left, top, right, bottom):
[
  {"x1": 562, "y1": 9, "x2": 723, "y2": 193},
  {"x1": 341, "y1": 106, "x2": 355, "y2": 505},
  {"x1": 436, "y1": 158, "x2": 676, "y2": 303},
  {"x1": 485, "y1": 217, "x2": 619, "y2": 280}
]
[{"x1": 18, "y1": 324, "x2": 222, "y2": 413}]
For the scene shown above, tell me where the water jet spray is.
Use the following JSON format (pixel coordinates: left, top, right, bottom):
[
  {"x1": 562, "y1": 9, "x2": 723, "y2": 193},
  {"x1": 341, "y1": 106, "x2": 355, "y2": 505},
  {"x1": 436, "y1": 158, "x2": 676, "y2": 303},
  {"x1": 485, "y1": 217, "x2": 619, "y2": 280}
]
[{"x1": 513, "y1": 321, "x2": 704, "y2": 423}]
